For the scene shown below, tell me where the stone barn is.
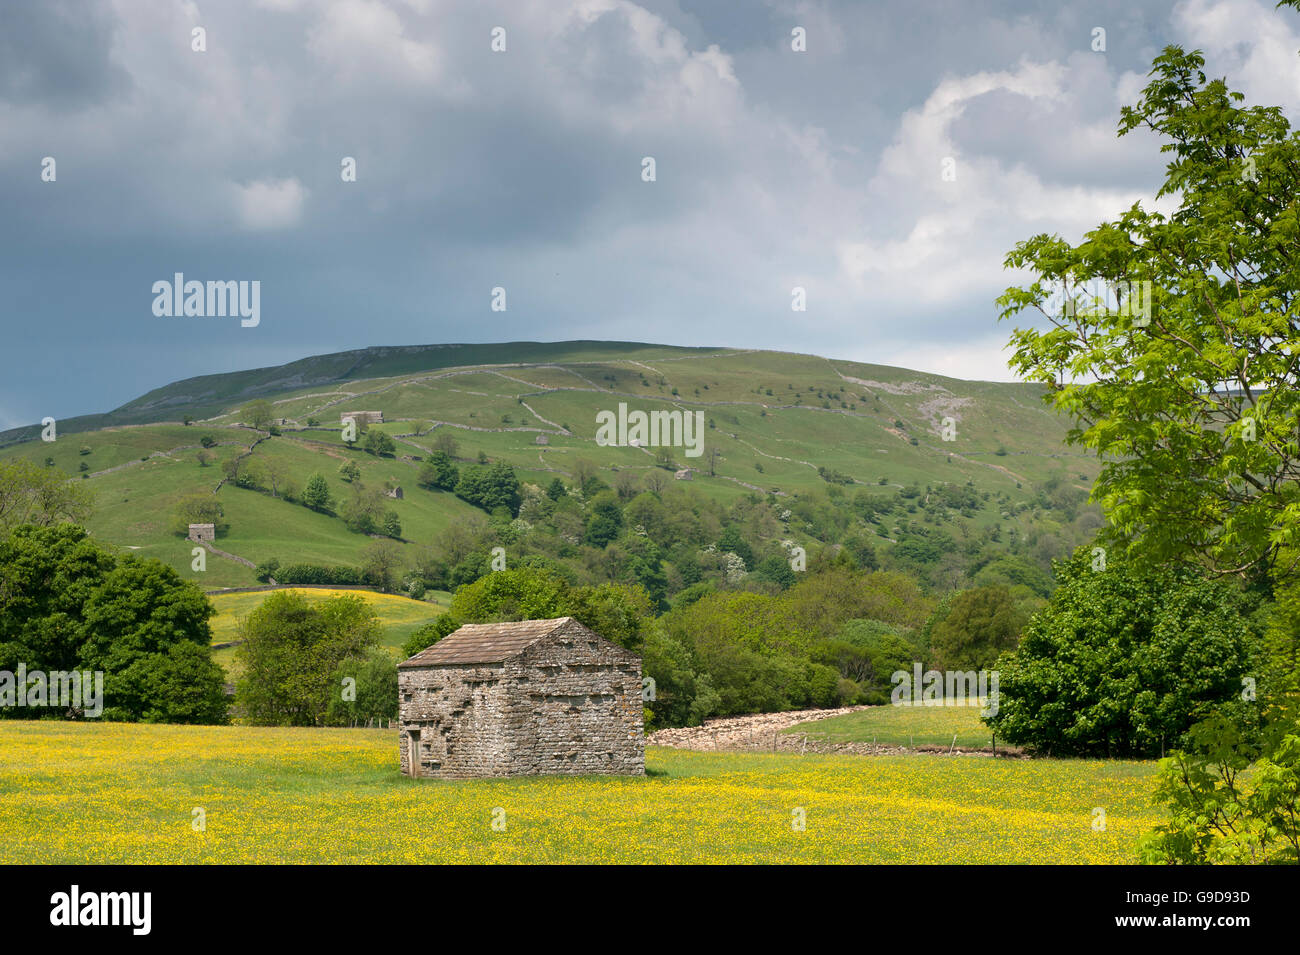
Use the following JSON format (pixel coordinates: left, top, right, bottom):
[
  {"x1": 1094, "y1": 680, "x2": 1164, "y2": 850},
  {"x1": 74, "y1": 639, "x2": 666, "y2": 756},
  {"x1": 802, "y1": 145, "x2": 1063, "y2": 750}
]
[
  {"x1": 397, "y1": 617, "x2": 644, "y2": 779},
  {"x1": 187, "y1": 523, "x2": 215, "y2": 542},
  {"x1": 340, "y1": 410, "x2": 384, "y2": 425}
]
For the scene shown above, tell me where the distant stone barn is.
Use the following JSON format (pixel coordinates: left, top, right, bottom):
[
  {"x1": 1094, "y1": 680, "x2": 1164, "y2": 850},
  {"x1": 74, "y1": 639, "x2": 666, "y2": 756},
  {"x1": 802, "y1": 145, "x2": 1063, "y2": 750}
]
[
  {"x1": 187, "y1": 523, "x2": 215, "y2": 542},
  {"x1": 397, "y1": 617, "x2": 645, "y2": 779}
]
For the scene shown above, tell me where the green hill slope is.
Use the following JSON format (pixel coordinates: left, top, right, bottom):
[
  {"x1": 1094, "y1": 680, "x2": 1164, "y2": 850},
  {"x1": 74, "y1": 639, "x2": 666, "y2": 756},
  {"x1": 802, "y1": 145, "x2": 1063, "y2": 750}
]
[{"x1": 0, "y1": 341, "x2": 1099, "y2": 594}]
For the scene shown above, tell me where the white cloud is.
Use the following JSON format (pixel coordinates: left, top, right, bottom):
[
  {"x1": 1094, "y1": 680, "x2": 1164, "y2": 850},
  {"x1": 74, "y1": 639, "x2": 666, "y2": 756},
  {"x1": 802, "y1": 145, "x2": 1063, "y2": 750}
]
[
  {"x1": 232, "y1": 177, "x2": 307, "y2": 230},
  {"x1": 834, "y1": 57, "x2": 1170, "y2": 319},
  {"x1": 305, "y1": 0, "x2": 442, "y2": 84},
  {"x1": 1174, "y1": 0, "x2": 1300, "y2": 112}
]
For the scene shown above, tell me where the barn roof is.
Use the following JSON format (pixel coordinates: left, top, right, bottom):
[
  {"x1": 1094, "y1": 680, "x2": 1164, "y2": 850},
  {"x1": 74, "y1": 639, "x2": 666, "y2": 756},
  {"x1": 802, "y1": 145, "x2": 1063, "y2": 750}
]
[{"x1": 398, "y1": 617, "x2": 578, "y2": 667}]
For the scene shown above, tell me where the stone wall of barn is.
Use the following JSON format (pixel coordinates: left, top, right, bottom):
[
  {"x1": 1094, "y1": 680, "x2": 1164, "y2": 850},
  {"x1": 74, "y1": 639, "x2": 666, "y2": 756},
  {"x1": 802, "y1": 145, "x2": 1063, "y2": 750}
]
[
  {"x1": 398, "y1": 664, "x2": 509, "y2": 778},
  {"x1": 501, "y1": 621, "x2": 645, "y2": 777},
  {"x1": 398, "y1": 620, "x2": 646, "y2": 779}
]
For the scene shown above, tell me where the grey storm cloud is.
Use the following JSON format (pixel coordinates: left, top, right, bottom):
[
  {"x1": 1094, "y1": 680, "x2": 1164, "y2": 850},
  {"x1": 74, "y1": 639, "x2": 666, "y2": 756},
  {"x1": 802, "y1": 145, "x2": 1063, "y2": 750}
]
[{"x1": 1, "y1": 0, "x2": 1298, "y2": 429}]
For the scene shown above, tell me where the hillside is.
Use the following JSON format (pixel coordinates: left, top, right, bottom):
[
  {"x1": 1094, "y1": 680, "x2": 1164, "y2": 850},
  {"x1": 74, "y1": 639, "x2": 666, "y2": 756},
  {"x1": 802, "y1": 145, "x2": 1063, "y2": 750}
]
[{"x1": 0, "y1": 341, "x2": 1100, "y2": 595}]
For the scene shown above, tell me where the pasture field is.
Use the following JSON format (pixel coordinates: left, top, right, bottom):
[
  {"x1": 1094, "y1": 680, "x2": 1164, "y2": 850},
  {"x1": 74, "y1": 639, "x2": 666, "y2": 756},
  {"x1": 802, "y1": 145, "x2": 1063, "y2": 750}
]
[
  {"x1": 207, "y1": 588, "x2": 449, "y2": 649},
  {"x1": 0, "y1": 722, "x2": 1160, "y2": 864},
  {"x1": 793, "y1": 701, "x2": 997, "y2": 749}
]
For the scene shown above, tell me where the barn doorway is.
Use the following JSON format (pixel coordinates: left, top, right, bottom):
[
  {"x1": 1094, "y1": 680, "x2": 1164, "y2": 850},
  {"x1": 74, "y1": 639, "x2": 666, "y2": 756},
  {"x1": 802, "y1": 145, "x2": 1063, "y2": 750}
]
[{"x1": 407, "y1": 730, "x2": 420, "y2": 778}]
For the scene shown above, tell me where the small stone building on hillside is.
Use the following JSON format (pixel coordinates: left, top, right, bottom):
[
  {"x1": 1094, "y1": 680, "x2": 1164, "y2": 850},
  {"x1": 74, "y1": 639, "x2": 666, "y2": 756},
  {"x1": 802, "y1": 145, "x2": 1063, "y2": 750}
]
[
  {"x1": 187, "y1": 523, "x2": 215, "y2": 542},
  {"x1": 397, "y1": 617, "x2": 644, "y2": 779}
]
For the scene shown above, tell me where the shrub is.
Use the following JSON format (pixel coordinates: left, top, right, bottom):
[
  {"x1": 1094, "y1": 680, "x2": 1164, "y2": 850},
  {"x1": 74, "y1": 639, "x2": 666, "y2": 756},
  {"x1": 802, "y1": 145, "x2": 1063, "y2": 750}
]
[
  {"x1": 986, "y1": 548, "x2": 1258, "y2": 757},
  {"x1": 276, "y1": 564, "x2": 363, "y2": 586},
  {"x1": 255, "y1": 558, "x2": 281, "y2": 583}
]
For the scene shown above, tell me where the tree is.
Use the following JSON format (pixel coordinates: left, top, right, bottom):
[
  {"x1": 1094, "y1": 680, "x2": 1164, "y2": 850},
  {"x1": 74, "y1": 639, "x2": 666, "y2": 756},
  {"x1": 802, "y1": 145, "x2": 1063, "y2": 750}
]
[
  {"x1": 241, "y1": 399, "x2": 275, "y2": 431},
  {"x1": 235, "y1": 591, "x2": 380, "y2": 725},
  {"x1": 752, "y1": 554, "x2": 796, "y2": 589},
  {"x1": 262, "y1": 458, "x2": 289, "y2": 498},
  {"x1": 929, "y1": 585, "x2": 1025, "y2": 671},
  {"x1": 172, "y1": 492, "x2": 225, "y2": 536},
  {"x1": 454, "y1": 462, "x2": 521, "y2": 516},
  {"x1": 997, "y1": 42, "x2": 1300, "y2": 583},
  {"x1": 545, "y1": 477, "x2": 568, "y2": 501},
  {"x1": 382, "y1": 510, "x2": 402, "y2": 539},
  {"x1": 1140, "y1": 707, "x2": 1300, "y2": 865},
  {"x1": 716, "y1": 526, "x2": 754, "y2": 570},
  {"x1": 583, "y1": 492, "x2": 623, "y2": 548},
  {"x1": 417, "y1": 450, "x2": 458, "y2": 491},
  {"x1": 401, "y1": 613, "x2": 461, "y2": 658},
  {"x1": 571, "y1": 458, "x2": 599, "y2": 489},
  {"x1": 448, "y1": 567, "x2": 653, "y2": 651},
  {"x1": 432, "y1": 513, "x2": 490, "y2": 569},
  {"x1": 837, "y1": 619, "x2": 919, "y2": 695},
  {"x1": 325, "y1": 649, "x2": 398, "y2": 727},
  {"x1": 363, "y1": 429, "x2": 396, "y2": 457},
  {"x1": 431, "y1": 431, "x2": 459, "y2": 457},
  {"x1": 255, "y1": 557, "x2": 280, "y2": 583},
  {"x1": 337, "y1": 460, "x2": 361, "y2": 483},
  {"x1": 343, "y1": 484, "x2": 386, "y2": 534},
  {"x1": 362, "y1": 540, "x2": 404, "y2": 593},
  {"x1": 79, "y1": 558, "x2": 228, "y2": 723},
  {"x1": 987, "y1": 548, "x2": 1258, "y2": 757},
  {"x1": 0, "y1": 460, "x2": 93, "y2": 536},
  {"x1": 302, "y1": 473, "x2": 332, "y2": 512},
  {"x1": 0, "y1": 524, "x2": 227, "y2": 723}
]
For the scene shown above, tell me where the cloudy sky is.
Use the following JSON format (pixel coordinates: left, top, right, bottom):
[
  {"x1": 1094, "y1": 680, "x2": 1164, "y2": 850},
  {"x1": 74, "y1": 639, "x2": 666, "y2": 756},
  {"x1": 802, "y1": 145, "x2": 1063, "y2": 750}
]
[{"x1": 4, "y1": 0, "x2": 1299, "y2": 428}]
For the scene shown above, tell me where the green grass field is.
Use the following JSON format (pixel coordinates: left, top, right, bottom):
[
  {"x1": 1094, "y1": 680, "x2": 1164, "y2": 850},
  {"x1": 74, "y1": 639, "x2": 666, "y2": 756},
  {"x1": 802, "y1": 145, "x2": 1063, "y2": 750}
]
[
  {"x1": 0, "y1": 722, "x2": 1161, "y2": 864},
  {"x1": 207, "y1": 587, "x2": 449, "y2": 648},
  {"x1": 794, "y1": 702, "x2": 999, "y2": 749}
]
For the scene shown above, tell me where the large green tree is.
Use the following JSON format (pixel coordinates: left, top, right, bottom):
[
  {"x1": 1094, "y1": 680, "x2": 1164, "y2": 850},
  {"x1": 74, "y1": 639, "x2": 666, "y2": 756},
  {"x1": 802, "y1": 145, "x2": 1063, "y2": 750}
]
[
  {"x1": 235, "y1": 591, "x2": 380, "y2": 725},
  {"x1": 929, "y1": 585, "x2": 1025, "y2": 671},
  {"x1": 987, "y1": 548, "x2": 1257, "y2": 758},
  {"x1": 998, "y1": 45, "x2": 1300, "y2": 583},
  {"x1": 438, "y1": 567, "x2": 652, "y2": 651},
  {"x1": 0, "y1": 524, "x2": 227, "y2": 723},
  {"x1": 241, "y1": 399, "x2": 276, "y2": 431}
]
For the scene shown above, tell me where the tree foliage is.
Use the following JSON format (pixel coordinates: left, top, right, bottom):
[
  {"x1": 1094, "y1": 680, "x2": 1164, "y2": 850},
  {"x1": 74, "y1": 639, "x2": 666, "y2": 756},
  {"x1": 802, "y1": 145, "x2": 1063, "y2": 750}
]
[
  {"x1": 987, "y1": 548, "x2": 1258, "y2": 757},
  {"x1": 929, "y1": 585, "x2": 1025, "y2": 671},
  {"x1": 0, "y1": 460, "x2": 94, "y2": 537},
  {"x1": 998, "y1": 45, "x2": 1300, "y2": 582},
  {"x1": 0, "y1": 524, "x2": 226, "y2": 723},
  {"x1": 235, "y1": 591, "x2": 380, "y2": 725}
]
